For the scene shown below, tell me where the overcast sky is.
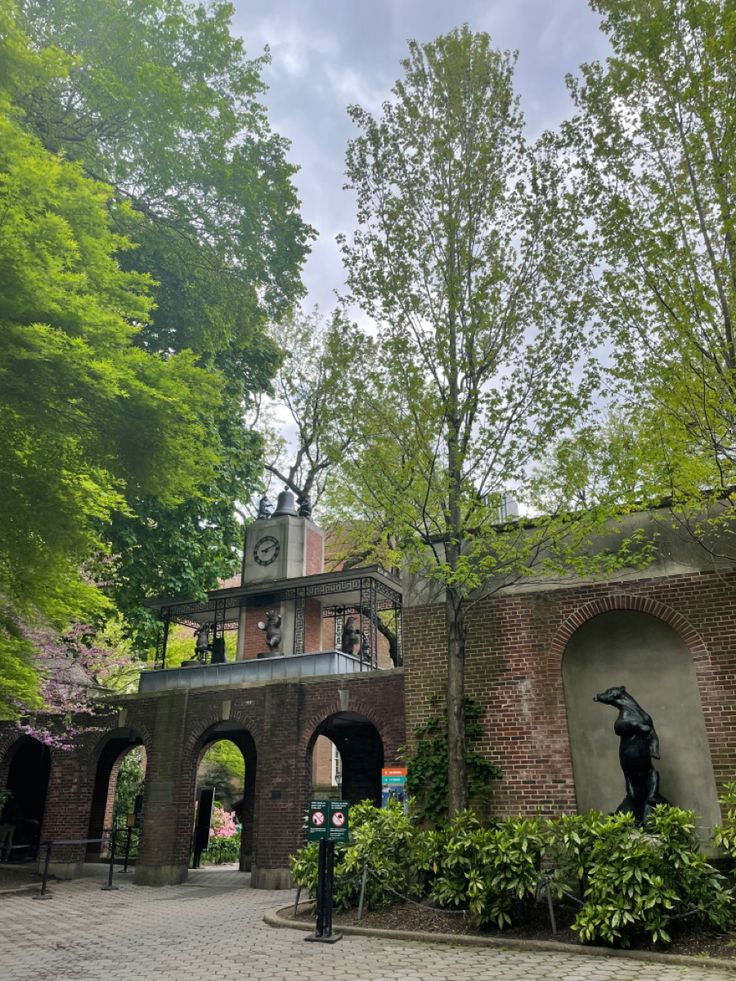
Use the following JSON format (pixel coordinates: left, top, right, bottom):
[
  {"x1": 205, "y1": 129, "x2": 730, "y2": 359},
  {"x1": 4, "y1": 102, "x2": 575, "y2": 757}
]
[{"x1": 231, "y1": 0, "x2": 610, "y2": 313}]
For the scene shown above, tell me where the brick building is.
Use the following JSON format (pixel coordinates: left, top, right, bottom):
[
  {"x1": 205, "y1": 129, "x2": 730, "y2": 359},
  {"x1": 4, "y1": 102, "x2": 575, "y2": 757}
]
[{"x1": 1, "y1": 500, "x2": 734, "y2": 885}]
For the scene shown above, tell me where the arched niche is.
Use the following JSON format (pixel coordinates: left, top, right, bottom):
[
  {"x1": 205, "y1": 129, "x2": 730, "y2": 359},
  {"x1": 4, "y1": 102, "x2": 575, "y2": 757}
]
[{"x1": 562, "y1": 609, "x2": 720, "y2": 836}]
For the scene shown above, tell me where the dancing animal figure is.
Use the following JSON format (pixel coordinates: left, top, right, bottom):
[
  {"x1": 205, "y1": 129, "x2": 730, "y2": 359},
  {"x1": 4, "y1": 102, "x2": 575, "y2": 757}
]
[
  {"x1": 341, "y1": 616, "x2": 360, "y2": 656},
  {"x1": 257, "y1": 610, "x2": 282, "y2": 653},
  {"x1": 594, "y1": 685, "x2": 669, "y2": 824}
]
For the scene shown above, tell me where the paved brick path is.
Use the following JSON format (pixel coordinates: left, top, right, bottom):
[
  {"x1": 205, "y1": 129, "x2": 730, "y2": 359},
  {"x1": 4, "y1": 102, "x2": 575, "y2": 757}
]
[{"x1": 0, "y1": 864, "x2": 733, "y2": 981}]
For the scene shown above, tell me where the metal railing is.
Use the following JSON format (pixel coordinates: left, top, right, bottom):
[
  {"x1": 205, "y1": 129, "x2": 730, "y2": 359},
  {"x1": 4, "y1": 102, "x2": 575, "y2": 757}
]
[{"x1": 34, "y1": 825, "x2": 139, "y2": 899}]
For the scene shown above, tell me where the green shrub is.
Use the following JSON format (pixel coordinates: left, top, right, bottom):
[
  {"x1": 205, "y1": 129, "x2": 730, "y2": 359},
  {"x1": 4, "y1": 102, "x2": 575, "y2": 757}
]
[
  {"x1": 290, "y1": 799, "x2": 424, "y2": 911},
  {"x1": 713, "y1": 782, "x2": 736, "y2": 857},
  {"x1": 428, "y1": 811, "x2": 546, "y2": 927},
  {"x1": 204, "y1": 832, "x2": 241, "y2": 864},
  {"x1": 572, "y1": 808, "x2": 731, "y2": 947}
]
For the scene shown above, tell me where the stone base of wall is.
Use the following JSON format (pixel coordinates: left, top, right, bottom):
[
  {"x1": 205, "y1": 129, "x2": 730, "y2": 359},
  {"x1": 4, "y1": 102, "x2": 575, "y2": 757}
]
[
  {"x1": 251, "y1": 865, "x2": 292, "y2": 890},
  {"x1": 134, "y1": 863, "x2": 188, "y2": 887}
]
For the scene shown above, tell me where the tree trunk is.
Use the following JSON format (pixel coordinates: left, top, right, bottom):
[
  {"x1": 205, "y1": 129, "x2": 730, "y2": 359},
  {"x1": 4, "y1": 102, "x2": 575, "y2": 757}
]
[{"x1": 446, "y1": 586, "x2": 467, "y2": 816}]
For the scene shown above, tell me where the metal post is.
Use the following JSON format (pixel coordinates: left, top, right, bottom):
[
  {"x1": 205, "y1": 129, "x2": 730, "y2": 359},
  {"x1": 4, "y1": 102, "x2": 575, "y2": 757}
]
[
  {"x1": 33, "y1": 841, "x2": 53, "y2": 900},
  {"x1": 121, "y1": 826, "x2": 133, "y2": 873},
  {"x1": 545, "y1": 880, "x2": 557, "y2": 935},
  {"x1": 101, "y1": 827, "x2": 119, "y2": 890},
  {"x1": 323, "y1": 840, "x2": 334, "y2": 937},
  {"x1": 293, "y1": 884, "x2": 302, "y2": 917},
  {"x1": 357, "y1": 864, "x2": 369, "y2": 921}
]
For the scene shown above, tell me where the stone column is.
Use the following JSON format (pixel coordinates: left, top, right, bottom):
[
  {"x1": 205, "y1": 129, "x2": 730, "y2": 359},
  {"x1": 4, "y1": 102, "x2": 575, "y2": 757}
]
[
  {"x1": 250, "y1": 682, "x2": 307, "y2": 889},
  {"x1": 135, "y1": 690, "x2": 191, "y2": 886}
]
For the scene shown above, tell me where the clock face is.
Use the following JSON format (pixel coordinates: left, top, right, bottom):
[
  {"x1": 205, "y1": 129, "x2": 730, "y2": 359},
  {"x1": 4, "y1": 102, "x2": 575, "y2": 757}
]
[{"x1": 253, "y1": 534, "x2": 280, "y2": 566}]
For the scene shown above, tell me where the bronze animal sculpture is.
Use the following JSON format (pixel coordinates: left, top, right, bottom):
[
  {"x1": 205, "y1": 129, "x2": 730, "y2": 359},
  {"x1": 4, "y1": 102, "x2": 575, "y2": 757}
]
[
  {"x1": 594, "y1": 685, "x2": 668, "y2": 824},
  {"x1": 341, "y1": 616, "x2": 360, "y2": 656},
  {"x1": 257, "y1": 610, "x2": 282, "y2": 654}
]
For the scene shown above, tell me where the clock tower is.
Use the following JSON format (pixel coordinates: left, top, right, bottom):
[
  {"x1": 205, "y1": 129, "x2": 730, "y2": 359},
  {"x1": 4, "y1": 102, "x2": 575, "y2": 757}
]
[{"x1": 236, "y1": 489, "x2": 325, "y2": 658}]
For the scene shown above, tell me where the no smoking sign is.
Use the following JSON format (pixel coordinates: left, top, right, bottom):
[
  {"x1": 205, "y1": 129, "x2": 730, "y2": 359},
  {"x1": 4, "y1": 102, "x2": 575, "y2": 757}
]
[{"x1": 308, "y1": 799, "x2": 350, "y2": 842}]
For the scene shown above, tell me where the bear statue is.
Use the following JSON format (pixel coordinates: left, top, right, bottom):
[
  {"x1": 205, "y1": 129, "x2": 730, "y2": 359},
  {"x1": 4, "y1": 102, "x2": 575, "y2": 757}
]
[
  {"x1": 257, "y1": 610, "x2": 282, "y2": 654},
  {"x1": 594, "y1": 685, "x2": 669, "y2": 824}
]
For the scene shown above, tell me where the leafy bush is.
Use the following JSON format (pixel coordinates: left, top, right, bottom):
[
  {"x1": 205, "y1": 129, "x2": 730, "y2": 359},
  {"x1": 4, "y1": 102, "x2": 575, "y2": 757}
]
[
  {"x1": 571, "y1": 808, "x2": 731, "y2": 947},
  {"x1": 713, "y1": 782, "x2": 736, "y2": 858},
  {"x1": 290, "y1": 802, "x2": 732, "y2": 946},
  {"x1": 204, "y1": 832, "x2": 241, "y2": 864},
  {"x1": 290, "y1": 799, "x2": 424, "y2": 911},
  {"x1": 428, "y1": 811, "x2": 546, "y2": 927}
]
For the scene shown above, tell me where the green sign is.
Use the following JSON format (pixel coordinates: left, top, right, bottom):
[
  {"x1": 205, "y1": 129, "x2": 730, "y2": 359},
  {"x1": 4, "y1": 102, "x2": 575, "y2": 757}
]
[
  {"x1": 308, "y1": 799, "x2": 350, "y2": 843},
  {"x1": 327, "y1": 800, "x2": 349, "y2": 843},
  {"x1": 308, "y1": 799, "x2": 330, "y2": 841}
]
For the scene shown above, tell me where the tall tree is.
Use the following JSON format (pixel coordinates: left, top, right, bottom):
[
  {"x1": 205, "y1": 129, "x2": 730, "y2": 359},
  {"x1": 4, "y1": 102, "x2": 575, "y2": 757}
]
[
  {"x1": 565, "y1": 0, "x2": 736, "y2": 554},
  {"x1": 339, "y1": 28, "x2": 599, "y2": 814},
  {"x1": 16, "y1": 0, "x2": 313, "y2": 640},
  {"x1": 258, "y1": 308, "x2": 370, "y2": 511},
  {"x1": 0, "y1": 0, "x2": 219, "y2": 713}
]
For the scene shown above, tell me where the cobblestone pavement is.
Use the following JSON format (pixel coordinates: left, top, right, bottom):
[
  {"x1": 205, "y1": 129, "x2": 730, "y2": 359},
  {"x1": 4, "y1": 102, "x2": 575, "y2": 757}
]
[{"x1": 0, "y1": 864, "x2": 733, "y2": 981}]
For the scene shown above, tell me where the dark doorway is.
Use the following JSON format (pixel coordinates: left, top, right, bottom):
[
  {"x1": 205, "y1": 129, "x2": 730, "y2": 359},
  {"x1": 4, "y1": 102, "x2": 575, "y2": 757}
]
[
  {"x1": 4, "y1": 736, "x2": 51, "y2": 859},
  {"x1": 308, "y1": 712, "x2": 384, "y2": 807}
]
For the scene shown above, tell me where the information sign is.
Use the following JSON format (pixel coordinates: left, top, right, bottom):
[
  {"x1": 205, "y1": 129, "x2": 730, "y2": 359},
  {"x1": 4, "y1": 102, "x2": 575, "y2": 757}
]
[
  {"x1": 381, "y1": 767, "x2": 408, "y2": 811},
  {"x1": 327, "y1": 801, "x2": 349, "y2": 843},
  {"x1": 308, "y1": 799, "x2": 330, "y2": 841}
]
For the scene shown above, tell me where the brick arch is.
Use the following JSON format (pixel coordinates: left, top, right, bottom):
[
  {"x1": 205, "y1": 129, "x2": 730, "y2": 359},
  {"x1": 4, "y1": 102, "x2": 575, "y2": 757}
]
[
  {"x1": 298, "y1": 696, "x2": 388, "y2": 756},
  {"x1": 551, "y1": 594, "x2": 710, "y2": 665},
  {"x1": 87, "y1": 724, "x2": 153, "y2": 781},
  {"x1": 183, "y1": 711, "x2": 262, "y2": 760}
]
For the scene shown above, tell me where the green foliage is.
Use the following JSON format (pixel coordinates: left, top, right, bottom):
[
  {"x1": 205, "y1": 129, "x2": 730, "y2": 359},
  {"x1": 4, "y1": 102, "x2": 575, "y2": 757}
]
[
  {"x1": 204, "y1": 832, "x2": 241, "y2": 865},
  {"x1": 113, "y1": 747, "x2": 145, "y2": 823},
  {"x1": 0, "y1": 0, "x2": 225, "y2": 711},
  {"x1": 290, "y1": 804, "x2": 732, "y2": 946},
  {"x1": 712, "y1": 782, "x2": 736, "y2": 858},
  {"x1": 13, "y1": 0, "x2": 313, "y2": 648},
  {"x1": 428, "y1": 811, "x2": 547, "y2": 928},
  {"x1": 563, "y1": 0, "x2": 736, "y2": 554},
  {"x1": 196, "y1": 740, "x2": 244, "y2": 811},
  {"x1": 406, "y1": 697, "x2": 501, "y2": 825},
  {"x1": 572, "y1": 808, "x2": 731, "y2": 947},
  {"x1": 290, "y1": 799, "x2": 425, "y2": 912}
]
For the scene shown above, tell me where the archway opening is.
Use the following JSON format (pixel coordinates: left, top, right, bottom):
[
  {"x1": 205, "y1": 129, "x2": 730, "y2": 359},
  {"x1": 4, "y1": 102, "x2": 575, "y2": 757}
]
[
  {"x1": 193, "y1": 725, "x2": 256, "y2": 872},
  {"x1": 3, "y1": 736, "x2": 50, "y2": 861},
  {"x1": 87, "y1": 731, "x2": 146, "y2": 858},
  {"x1": 562, "y1": 609, "x2": 720, "y2": 836},
  {"x1": 308, "y1": 712, "x2": 383, "y2": 807}
]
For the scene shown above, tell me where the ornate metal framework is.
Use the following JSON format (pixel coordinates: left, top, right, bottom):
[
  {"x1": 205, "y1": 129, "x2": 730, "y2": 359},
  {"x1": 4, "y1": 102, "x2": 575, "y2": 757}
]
[{"x1": 147, "y1": 566, "x2": 403, "y2": 672}]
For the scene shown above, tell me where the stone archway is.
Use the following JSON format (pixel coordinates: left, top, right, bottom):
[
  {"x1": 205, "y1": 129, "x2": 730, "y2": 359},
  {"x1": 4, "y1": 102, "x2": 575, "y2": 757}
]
[
  {"x1": 193, "y1": 723, "x2": 257, "y2": 873},
  {"x1": 86, "y1": 729, "x2": 146, "y2": 858},
  {"x1": 307, "y1": 712, "x2": 384, "y2": 807},
  {"x1": 562, "y1": 608, "x2": 720, "y2": 836},
  {"x1": 1, "y1": 735, "x2": 50, "y2": 860}
]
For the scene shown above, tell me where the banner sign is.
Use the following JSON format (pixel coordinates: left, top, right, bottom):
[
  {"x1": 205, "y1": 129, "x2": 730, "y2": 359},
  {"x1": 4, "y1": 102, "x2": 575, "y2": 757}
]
[{"x1": 381, "y1": 767, "x2": 408, "y2": 811}]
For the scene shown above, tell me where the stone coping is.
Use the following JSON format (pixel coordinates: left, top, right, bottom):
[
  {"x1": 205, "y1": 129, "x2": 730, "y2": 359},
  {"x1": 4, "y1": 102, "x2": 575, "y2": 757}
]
[{"x1": 264, "y1": 903, "x2": 736, "y2": 974}]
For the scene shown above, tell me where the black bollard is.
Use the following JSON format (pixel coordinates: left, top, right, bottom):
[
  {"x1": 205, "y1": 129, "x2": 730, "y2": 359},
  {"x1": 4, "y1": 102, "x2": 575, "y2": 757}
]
[
  {"x1": 120, "y1": 826, "x2": 133, "y2": 873},
  {"x1": 305, "y1": 838, "x2": 341, "y2": 943},
  {"x1": 33, "y1": 841, "x2": 53, "y2": 900},
  {"x1": 101, "y1": 827, "x2": 119, "y2": 891}
]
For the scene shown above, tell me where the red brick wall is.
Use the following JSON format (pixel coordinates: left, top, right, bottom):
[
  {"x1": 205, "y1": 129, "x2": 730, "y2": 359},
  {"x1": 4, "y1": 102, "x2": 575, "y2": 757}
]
[
  {"x1": 404, "y1": 570, "x2": 736, "y2": 818},
  {"x1": 304, "y1": 598, "x2": 322, "y2": 651},
  {"x1": 305, "y1": 526, "x2": 324, "y2": 575},
  {"x1": 241, "y1": 600, "x2": 280, "y2": 659}
]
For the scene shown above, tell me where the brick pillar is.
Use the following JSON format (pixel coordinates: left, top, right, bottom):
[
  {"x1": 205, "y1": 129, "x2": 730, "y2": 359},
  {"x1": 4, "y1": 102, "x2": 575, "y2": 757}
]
[
  {"x1": 250, "y1": 683, "x2": 307, "y2": 889},
  {"x1": 39, "y1": 748, "x2": 91, "y2": 879},
  {"x1": 135, "y1": 691, "x2": 190, "y2": 886}
]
